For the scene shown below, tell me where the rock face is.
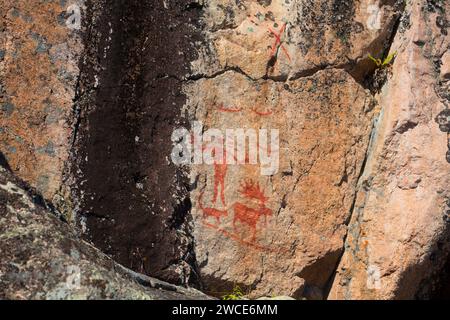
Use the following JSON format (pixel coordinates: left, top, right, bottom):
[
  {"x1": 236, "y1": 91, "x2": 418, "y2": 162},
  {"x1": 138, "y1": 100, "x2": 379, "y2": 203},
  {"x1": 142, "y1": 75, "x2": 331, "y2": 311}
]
[
  {"x1": 197, "y1": 0, "x2": 400, "y2": 80},
  {"x1": 0, "y1": 164, "x2": 210, "y2": 300},
  {"x1": 67, "y1": 0, "x2": 205, "y2": 286},
  {"x1": 0, "y1": 0, "x2": 85, "y2": 202},
  {"x1": 183, "y1": 0, "x2": 396, "y2": 298},
  {"x1": 1, "y1": 0, "x2": 449, "y2": 300},
  {"x1": 186, "y1": 69, "x2": 375, "y2": 298},
  {"x1": 329, "y1": 0, "x2": 450, "y2": 300}
]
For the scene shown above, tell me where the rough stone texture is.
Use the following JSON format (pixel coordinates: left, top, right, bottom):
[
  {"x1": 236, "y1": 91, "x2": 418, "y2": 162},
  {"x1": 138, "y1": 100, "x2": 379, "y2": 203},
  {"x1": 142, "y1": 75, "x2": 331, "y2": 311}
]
[
  {"x1": 0, "y1": 0, "x2": 84, "y2": 202},
  {"x1": 329, "y1": 0, "x2": 450, "y2": 300},
  {"x1": 183, "y1": 0, "x2": 401, "y2": 299},
  {"x1": 441, "y1": 50, "x2": 450, "y2": 78},
  {"x1": 193, "y1": 0, "x2": 401, "y2": 81},
  {"x1": 185, "y1": 69, "x2": 375, "y2": 298},
  {"x1": 1, "y1": 0, "x2": 450, "y2": 300},
  {"x1": 0, "y1": 163, "x2": 211, "y2": 300},
  {"x1": 68, "y1": 0, "x2": 206, "y2": 286}
]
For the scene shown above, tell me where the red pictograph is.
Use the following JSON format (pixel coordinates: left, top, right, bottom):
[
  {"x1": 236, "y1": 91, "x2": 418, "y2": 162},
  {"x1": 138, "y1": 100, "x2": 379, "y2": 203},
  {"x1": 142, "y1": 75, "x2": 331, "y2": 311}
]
[
  {"x1": 218, "y1": 104, "x2": 273, "y2": 117},
  {"x1": 198, "y1": 191, "x2": 228, "y2": 224},
  {"x1": 198, "y1": 102, "x2": 277, "y2": 247},
  {"x1": 217, "y1": 104, "x2": 243, "y2": 113},
  {"x1": 203, "y1": 139, "x2": 228, "y2": 206},
  {"x1": 213, "y1": 153, "x2": 227, "y2": 206},
  {"x1": 268, "y1": 23, "x2": 291, "y2": 63},
  {"x1": 232, "y1": 179, "x2": 273, "y2": 242},
  {"x1": 251, "y1": 106, "x2": 273, "y2": 116}
]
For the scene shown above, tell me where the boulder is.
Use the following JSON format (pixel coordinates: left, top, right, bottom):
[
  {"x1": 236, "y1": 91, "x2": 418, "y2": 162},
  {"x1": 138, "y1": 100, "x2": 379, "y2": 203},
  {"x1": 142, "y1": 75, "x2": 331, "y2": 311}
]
[
  {"x1": 0, "y1": 163, "x2": 211, "y2": 300},
  {"x1": 329, "y1": 0, "x2": 450, "y2": 299},
  {"x1": 1, "y1": 0, "x2": 449, "y2": 300}
]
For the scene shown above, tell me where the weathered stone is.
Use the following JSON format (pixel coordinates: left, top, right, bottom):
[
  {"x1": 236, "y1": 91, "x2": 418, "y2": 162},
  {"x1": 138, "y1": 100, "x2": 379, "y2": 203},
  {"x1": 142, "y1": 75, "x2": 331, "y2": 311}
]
[
  {"x1": 329, "y1": 0, "x2": 450, "y2": 300},
  {"x1": 66, "y1": 0, "x2": 208, "y2": 287},
  {"x1": 0, "y1": 164, "x2": 211, "y2": 300},
  {"x1": 441, "y1": 51, "x2": 450, "y2": 79},
  {"x1": 1, "y1": 0, "x2": 449, "y2": 301},
  {"x1": 185, "y1": 68, "x2": 374, "y2": 298},
  {"x1": 0, "y1": 0, "x2": 84, "y2": 200},
  {"x1": 196, "y1": 0, "x2": 401, "y2": 80}
]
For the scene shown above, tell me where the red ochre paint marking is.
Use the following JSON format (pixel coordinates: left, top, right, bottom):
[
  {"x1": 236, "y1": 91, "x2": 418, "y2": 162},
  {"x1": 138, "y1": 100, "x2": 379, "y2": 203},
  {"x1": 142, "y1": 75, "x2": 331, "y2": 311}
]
[
  {"x1": 198, "y1": 191, "x2": 228, "y2": 223},
  {"x1": 202, "y1": 220, "x2": 279, "y2": 252},
  {"x1": 268, "y1": 23, "x2": 291, "y2": 63},
  {"x1": 232, "y1": 179, "x2": 273, "y2": 242},
  {"x1": 199, "y1": 178, "x2": 290, "y2": 253},
  {"x1": 251, "y1": 107, "x2": 273, "y2": 116},
  {"x1": 213, "y1": 159, "x2": 227, "y2": 206},
  {"x1": 201, "y1": 138, "x2": 229, "y2": 206},
  {"x1": 217, "y1": 105, "x2": 243, "y2": 113}
]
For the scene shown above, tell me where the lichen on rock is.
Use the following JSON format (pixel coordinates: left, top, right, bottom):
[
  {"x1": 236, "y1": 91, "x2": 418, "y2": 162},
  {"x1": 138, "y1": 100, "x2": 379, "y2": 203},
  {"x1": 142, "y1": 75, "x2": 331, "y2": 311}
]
[{"x1": 1, "y1": 0, "x2": 449, "y2": 300}]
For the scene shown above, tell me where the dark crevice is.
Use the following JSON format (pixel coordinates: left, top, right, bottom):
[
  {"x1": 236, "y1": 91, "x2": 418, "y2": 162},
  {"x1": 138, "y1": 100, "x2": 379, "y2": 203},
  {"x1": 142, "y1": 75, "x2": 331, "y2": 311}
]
[
  {"x1": 186, "y1": 65, "x2": 259, "y2": 82},
  {"x1": 188, "y1": 63, "x2": 358, "y2": 85},
  {"x1": 0, "y1": 151, "x2": 12, "y2": 171},
  {"x1": 289, "y1": 64, "x2": 330, "y2": 81},
  {"x1": 399, "y1": 205, "x2": 450, "y2": 299},
  {"x1": 429, "y1": 224, "x2": 450, "y2": 299},
  {"x1": 323, "y1": 2, "x2": 406, "y2": 298},
  {"x1": 297, "y1": 249, "x2": 343, "y2": 300},
  {"x1": 323, "y1": 119, "x2": 378, "y2": 299},
  {"x1": 364, "y1": 7, "x2": 404, "y2": 93},
  {"x1": 169, "y1": 196, "x2": 192, "y2": 230}
]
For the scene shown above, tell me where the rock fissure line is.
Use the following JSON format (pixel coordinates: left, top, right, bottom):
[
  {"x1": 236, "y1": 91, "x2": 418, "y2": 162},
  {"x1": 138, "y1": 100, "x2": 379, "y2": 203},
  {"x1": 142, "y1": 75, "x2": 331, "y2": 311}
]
[
  {"x1": 323, "y1": 114, "x2": 378, "y2": 299},
  {"x1": 322, "y1": 8, "x2": 405, "y2": 295},
  {"x1": 187, "y1": 62, "x2": 374, "y2": 85}
]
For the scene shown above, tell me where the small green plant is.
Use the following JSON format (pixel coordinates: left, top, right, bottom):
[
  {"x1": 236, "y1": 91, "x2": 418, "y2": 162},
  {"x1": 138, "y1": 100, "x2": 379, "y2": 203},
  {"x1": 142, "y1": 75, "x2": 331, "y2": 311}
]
[
  {"x1": 222, "y1": 286, "x2": 245, "y2": 300},
  {"x1": 368, "y1": 51, "x2": 397, "y2": 68}
]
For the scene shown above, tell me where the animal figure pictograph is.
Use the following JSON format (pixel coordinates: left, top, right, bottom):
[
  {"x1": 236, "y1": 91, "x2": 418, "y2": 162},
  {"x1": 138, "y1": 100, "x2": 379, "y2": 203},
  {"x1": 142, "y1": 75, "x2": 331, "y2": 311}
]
[
  {"x1": 198, "y1": 102, "x2": 275, "y2": 247},
  {"x1": 198, "y1": 191, "x2": 228, "y2": 223},
  {"x1": 199, "y1": 179, "x2": 273, "y2": 243},
  {"x1": 232, "y1": 179, "x2": 273, "y2": 242}
]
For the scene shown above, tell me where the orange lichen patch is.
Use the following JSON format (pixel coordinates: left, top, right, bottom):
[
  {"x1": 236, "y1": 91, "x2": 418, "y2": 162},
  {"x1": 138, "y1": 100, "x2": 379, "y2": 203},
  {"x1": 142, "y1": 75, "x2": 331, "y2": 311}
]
[{"x1": 0, "y1": 0, "x2": 83, "y2": 197}]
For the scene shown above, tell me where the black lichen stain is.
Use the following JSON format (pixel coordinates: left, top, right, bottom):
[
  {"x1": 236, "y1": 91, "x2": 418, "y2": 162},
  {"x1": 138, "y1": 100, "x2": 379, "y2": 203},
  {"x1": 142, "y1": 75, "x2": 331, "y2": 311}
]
[
  {"x1": 435, "y1": 109, "x2": 450, "y2": 163},
  {"x1": 257, "y1": 0, "x2": 272, "y2": 8},
  {"x1": 331, "y1": 0, "x2": 355, "y2": 45},
  {"x1": 424, "y1": 0, "x2": 448, "y2": 35},
  {"x1": 71, "y1": 0, "x2": 204, "y2": 285},
  {"x1": 436, "y1": 109, "x2": 450, "y2": 132},
  {"x1": 296, "y1": 0, "x2": 358, "y2": 58},
  {"x1": 0, "y1": 151, "x2": 11, "y2": 171}
]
